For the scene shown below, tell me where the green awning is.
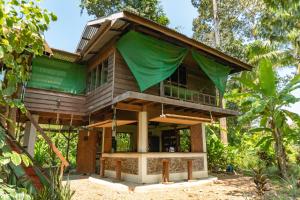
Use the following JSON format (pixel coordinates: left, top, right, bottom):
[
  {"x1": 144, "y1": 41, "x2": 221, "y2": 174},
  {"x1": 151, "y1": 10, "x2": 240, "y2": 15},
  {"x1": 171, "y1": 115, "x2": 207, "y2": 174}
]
[
  {"x1": 192, "y1": 50, "x2": 231, "y2": 94},
  {"x1": 27, "y1": 56, "x2": 86, "y2": 94},
  {"x1": 116, "y1": 31, "x2": 188, "y2": 92}
]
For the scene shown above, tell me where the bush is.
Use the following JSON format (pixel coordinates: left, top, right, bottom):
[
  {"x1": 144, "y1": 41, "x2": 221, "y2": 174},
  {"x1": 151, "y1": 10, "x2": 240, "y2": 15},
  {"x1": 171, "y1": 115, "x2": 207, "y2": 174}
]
[
  {"x1": 206, "y1": 128, "x2": 235, "y2": 171},
  {"x1": 34, "y1": 168, "x2": 75, "y2": 200}
]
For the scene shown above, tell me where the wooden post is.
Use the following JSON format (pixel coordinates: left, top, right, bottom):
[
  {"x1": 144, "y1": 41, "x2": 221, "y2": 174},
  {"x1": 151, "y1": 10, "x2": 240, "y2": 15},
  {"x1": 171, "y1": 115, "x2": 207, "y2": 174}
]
[
  {"x1": 115, "y1": 159, "x2": 122, "y2": 181},
  {"x1": 160, "y1": 81, "x2": 165, "y2": 96},
  {"x1": 100, "y1": 158, "x2": 106, "y2": 177},
  {"x1": 162, "y1": 159, "x2": 170, "y2": 183},
  {"x1": 187, "y1": 160, "x2": 193, "y2": 181},
  {"x1": 23, "y1": 115, "x2": 39, "y2": 157},
  {"x1": 190, "y1": 124, "x2": 203, "y2": 152},
  {"x1": 102, "y1": 128, "x2": 112, "y2": 153},
  {"x1": 137, "y1": 111, "x2": 148, "y2": 152}
]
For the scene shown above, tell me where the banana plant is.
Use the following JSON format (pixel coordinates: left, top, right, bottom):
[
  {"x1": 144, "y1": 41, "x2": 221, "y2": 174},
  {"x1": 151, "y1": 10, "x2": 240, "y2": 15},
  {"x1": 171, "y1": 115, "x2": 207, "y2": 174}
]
[{"x1": 226, "y1": 59, "x2": 300, "y2": 179}]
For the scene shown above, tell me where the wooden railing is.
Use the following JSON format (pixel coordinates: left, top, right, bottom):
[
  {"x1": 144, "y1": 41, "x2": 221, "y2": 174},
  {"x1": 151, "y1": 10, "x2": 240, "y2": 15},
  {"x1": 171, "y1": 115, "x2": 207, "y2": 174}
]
[{"x1": 161, "y1": 83, "x2": 218, "y2": 107}]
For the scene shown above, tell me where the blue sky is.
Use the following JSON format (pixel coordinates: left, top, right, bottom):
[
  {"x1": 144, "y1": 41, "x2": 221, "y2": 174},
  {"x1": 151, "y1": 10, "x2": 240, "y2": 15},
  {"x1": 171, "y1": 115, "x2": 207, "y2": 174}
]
[
  {"x1": 40, "y1": 0, "x2": 198, "y2": 52},
  {"x1": 40, "y1": 0, "x2": 299, "y2": 114}
]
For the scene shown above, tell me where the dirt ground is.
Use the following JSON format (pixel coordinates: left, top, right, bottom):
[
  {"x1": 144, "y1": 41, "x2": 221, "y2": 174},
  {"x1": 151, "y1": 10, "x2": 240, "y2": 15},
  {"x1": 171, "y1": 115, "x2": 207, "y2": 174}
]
[{"x1": 66, "y1": 174, "x2": 258, "y2": 200}]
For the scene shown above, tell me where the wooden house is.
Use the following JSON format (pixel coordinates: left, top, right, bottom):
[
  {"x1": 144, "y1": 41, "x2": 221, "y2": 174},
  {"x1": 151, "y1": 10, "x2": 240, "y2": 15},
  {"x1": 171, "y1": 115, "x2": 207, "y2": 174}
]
[{"x1": 22, "y1": 11, "x2": 251, "y2": 183}]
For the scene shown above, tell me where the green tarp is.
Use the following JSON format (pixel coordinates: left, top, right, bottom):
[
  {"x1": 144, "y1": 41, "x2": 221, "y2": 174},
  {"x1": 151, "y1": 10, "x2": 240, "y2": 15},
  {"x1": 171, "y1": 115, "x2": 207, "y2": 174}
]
[
  {"x1": 116, "y1": 31, "x2": 232, "y2": 94},
  {"x1": 117, "y1": 31, "x2": 188, "y2": 92},
  {"x1": 27, "y1": 56, "x2": 86, "y2": 95},
  {"x1": 192, "y1": 50, "x2": 231, "y2": 94}
]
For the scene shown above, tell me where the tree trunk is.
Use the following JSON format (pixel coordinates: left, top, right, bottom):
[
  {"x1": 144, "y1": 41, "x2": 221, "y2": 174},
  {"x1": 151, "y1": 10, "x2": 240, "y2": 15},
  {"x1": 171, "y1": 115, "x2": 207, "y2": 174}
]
[
  {"x1": 271, "y1": 121, "x2": 288, "y2": 179},
  {"x1": 297, "y1": 63, "x2": 300, "y2": 74},
  {"x1": 212, "y1": 0, "x2": 220, "y2": 48},
  {"x1": 212, "y1": 1, "x2": 228, "y2": 144}
]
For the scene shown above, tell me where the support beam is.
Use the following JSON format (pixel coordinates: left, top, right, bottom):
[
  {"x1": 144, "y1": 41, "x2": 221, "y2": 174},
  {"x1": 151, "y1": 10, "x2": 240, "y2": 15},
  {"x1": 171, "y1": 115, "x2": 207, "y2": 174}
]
[
  {"x1": 23, "y1": 115, "x2": 39, "y2": 157},
  {"x1": 202, "y1": 124, "x2": 207, "y2": 152},
  {"x1": 137, "y1": 111, "x2": 148, "y2": 152},
  {"x1": 102, "y1": 127, "x2": 112, "y2": 153},
  {"x1": 190, "y1": 124, "x2": 203, "y2": 152},
  {"x1": 115, "y1": 102, "x2": 143, "y2": 112}
]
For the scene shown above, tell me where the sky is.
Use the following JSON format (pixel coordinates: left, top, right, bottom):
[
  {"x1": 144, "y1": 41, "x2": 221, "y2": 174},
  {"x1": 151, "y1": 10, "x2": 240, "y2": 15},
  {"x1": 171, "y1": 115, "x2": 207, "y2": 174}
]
[
  {"x1": 40, "y1": 0, "x2": 299, "y2": 114},
  {"x1": 40, "y1": 0, "x2": 198, "y2": 52}
]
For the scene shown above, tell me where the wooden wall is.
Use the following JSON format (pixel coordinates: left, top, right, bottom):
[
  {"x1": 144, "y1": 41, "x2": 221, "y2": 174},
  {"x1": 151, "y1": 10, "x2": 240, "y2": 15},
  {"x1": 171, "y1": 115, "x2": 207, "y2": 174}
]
[
  {"x1": 24, "y1": 88, "x2": 86, "y2": 116},
  {"x1": 86, "y1": 53, "x2": 114, "y2": 113},
  {"x1": 113, "y1": 50, "x2": 160, "y2": 98},
  {"x1": 184, "y1": 53, "x2": 216, "y2": 96},
  {"x1": 113, "y1": 50, "x2": 216, "y2": 98}
]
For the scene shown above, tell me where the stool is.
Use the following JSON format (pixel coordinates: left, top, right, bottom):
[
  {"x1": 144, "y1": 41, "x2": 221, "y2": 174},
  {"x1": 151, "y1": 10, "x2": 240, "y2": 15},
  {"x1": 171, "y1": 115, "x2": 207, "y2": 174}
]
[
  {"x1": 115, "y1": 159, "x2": 122, "y2": 180},
  {"x1": 162, "y1": 159, "x2": 170, "y2": 183},
  {"x1": 100, "y1": 158, "x2": 106, "y2": 177},
  {"x1": 186, "y1": 159, "x2": 194, "y2": 181}
]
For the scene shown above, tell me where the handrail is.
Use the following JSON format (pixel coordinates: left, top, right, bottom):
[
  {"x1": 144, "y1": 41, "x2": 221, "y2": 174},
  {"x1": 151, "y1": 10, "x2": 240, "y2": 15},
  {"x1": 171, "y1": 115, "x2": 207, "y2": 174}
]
[
  {"x1": 162, "y1": 83, "x2": 217, "y2": 106},
  {"x1": 25, "y1": 110, "x2": 69, "y2": 175}
]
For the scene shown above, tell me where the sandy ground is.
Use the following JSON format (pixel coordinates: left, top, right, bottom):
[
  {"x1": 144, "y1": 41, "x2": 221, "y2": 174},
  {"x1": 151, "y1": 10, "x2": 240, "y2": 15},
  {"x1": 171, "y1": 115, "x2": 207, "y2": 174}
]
[{"x1": 65, "y1": 174, "x2": 258, "y2": 200}]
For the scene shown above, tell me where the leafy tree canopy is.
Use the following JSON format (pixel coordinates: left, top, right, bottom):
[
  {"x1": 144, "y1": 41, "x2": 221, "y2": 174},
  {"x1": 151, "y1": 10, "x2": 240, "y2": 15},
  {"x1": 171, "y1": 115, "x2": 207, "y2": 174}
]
[
  {"x1": 80, "y1": 0, "x2": 169, "y2": 26},
  {"x1": 250, "y1": 0, "x2": 300, "y2": 73},
  {"x1": 191, "y1": 0, "x2": 264, "y2": 60}
]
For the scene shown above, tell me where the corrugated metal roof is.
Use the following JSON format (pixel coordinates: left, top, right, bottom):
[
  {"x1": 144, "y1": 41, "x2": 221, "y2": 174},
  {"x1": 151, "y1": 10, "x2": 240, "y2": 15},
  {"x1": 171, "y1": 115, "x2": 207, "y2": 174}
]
[{"x1": 76, "y1": 25, "x2": 99, "y2": 52}]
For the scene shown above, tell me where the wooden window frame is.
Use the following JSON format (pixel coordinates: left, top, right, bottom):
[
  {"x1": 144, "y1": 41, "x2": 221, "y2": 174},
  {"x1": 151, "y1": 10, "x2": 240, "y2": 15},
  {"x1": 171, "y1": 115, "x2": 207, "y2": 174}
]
[{"x1": 86, "y1": 55, "x2": 110, "y2": 93}]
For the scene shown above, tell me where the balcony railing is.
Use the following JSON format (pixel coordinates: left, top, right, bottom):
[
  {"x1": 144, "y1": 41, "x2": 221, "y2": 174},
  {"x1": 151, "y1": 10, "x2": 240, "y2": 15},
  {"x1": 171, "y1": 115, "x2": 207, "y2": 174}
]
[{"x1": 161, "y1": 83, "x2": 218, "y2": 107}]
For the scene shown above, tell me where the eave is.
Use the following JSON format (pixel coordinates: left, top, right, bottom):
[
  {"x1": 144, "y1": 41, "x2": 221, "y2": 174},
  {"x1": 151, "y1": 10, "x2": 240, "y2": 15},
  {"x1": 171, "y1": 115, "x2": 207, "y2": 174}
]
[{"x1": 77, "y1": 11, "x2": 253, "y2": 72}]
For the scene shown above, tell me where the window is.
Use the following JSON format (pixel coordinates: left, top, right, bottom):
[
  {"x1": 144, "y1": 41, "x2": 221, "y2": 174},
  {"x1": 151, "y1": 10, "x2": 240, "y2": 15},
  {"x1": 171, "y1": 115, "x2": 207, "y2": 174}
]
[
  {"x1": 164, "y1": 65, "x2": 189, "y2": 100},
  {"x1": 101, "y1": 59, "x2": 108, "y2": 85},
  {"x1": 87, "y1": 57, "x2": 109, "y2": 93},
  {"x1": 167, "y1": 65, "x2": 187, "y2": 87}
]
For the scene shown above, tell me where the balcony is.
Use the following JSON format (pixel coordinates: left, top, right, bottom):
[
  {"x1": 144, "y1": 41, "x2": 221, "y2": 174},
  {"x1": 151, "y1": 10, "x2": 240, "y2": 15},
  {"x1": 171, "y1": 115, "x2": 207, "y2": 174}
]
[{"x1": 161, "y1": 83, "x2": 219, "y2": 107}]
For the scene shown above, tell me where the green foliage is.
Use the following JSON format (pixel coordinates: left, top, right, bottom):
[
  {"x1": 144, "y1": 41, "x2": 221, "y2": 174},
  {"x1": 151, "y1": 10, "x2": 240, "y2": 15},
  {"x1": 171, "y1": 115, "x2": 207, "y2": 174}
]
[
  {"x1": 0, "y1": 0, "x2": 57, "y2": 109},
  {"x1": 80, "y1": 0, "x2": 169, "y2": 26},
  {"x1": 206, "y1": 125, "x2": 234, "y2": 171},
  {"x1": 179, "y1": 129, "x2": 190, "y2": 152},
  {"x1": 250, "y1": 0, "x2": 300, "y2": 73},
  {"x1": 0, "y1": 0, "x2": 56, "y2": 198},
  {"x1": 34, "y1": 168, "x2": 75, "y2": 200},
  {"x1": 226, "y1": 60, "x2": 300, "y2": 178},
  {"x1": 116, "y1": 133, "x2": 131, "y2": 152},
  {"x1": 34, "y1": 131, "x2": 78, "y2": 168},
  {"x1": 0, "y1": 126, "x2": 33, "y2": 199},
  {"x1": 252, "y1": 165, "x2": 270, "y2": 196}
]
